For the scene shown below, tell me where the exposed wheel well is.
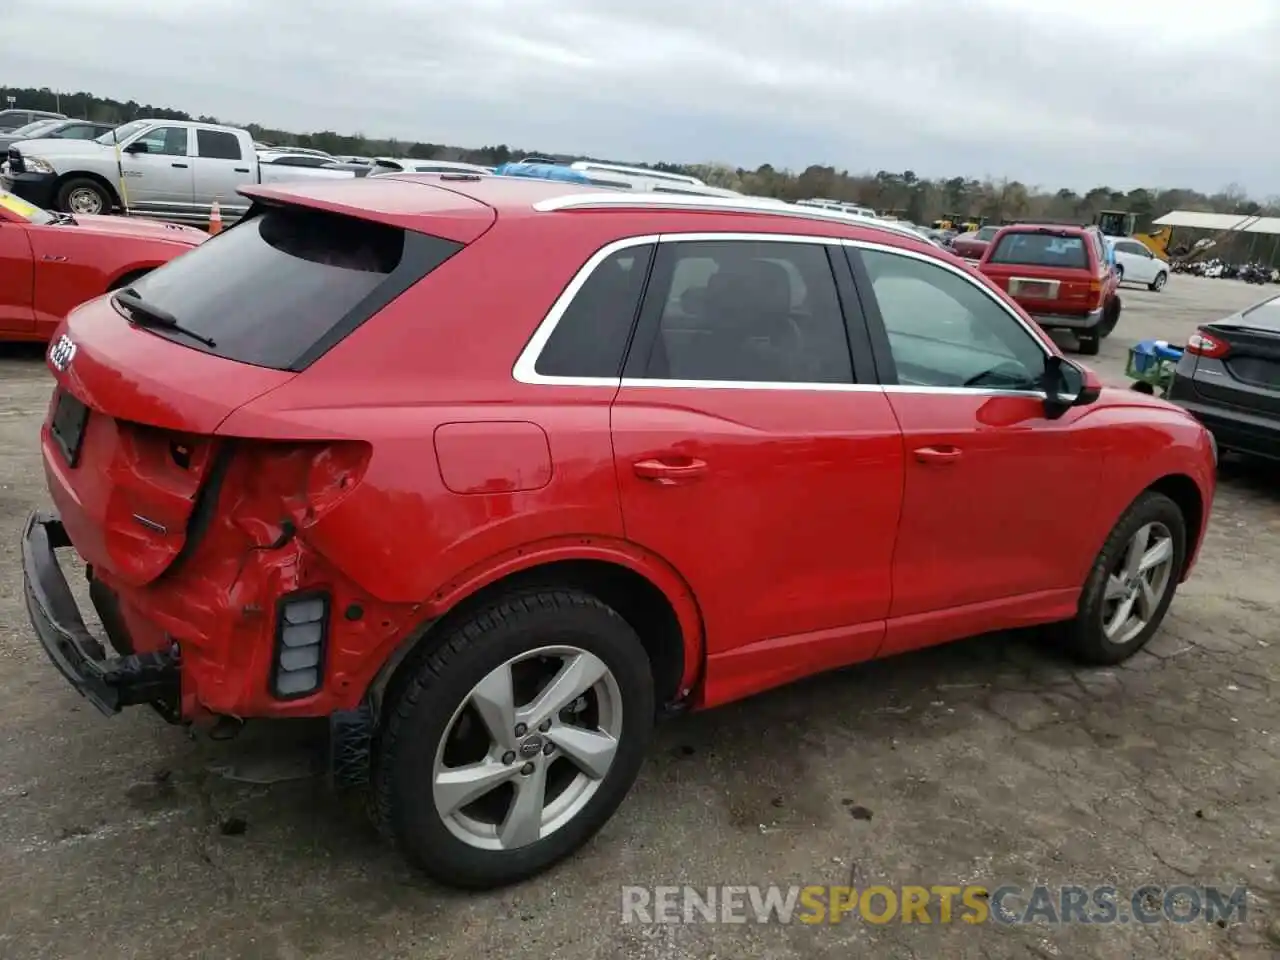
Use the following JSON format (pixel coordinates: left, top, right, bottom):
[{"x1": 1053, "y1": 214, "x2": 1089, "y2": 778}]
[
  {"x1": 376, "y1": 559, "x2": 688, "y2": 722},
  {"x1": 53, "y1": 172, "x2": 121, "y2": 211},
  {"x1": 1145, "y1": 473, "x2": 1204, "y2": 578}
]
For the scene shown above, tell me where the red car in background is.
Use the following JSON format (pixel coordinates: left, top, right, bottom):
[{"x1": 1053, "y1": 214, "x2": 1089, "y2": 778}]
[
  {"x1": 0, "y1": 189, "x2": 206, "y2": 342},
  {"x1": 949, "y1": 224, "x2": 999, "y2": 259},
  {"x1": 979, "y1": 223, "x2": 1121, "y2": 356}
]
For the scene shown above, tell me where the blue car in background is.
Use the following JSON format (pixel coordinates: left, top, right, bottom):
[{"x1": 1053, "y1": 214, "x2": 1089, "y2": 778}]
[{"x1": 492, "y1": 162, "x2": 593, "y2": 184}]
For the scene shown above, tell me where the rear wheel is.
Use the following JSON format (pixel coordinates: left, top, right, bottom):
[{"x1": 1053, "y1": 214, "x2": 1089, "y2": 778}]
[
  {"x1": 1097, "y1": 297, "x2": 1121, "y2": 338},
  {"x1": 1060, "y1": 491, "x2": 1186, "y2": 665},
  {"x1": 56, "y1": 178, "x2": 112, "y2": 216},
  {"x1": 1149, "y1": 271, "x2": 1167, "y2": 292},
  {"x1": 1077, "y1": 331, "x2": 1101, "y2": 356},
  {"x1": 371, "y1": 588, "x2": 655, "y2": 889}
]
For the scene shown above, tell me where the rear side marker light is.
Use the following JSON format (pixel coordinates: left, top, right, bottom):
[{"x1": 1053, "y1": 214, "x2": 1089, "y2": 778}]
[
  {"x1": 271, "y1": 592, "x2": 329, "y2": 699},
  {"x1": 1186, "y1": 331, "x2": 1229, "y2": 359}
]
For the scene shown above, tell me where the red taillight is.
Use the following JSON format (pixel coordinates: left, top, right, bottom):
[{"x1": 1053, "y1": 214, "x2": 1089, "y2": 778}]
[{"x1": 1186, "y1": 330, "x2": 1230, "y2": 359}]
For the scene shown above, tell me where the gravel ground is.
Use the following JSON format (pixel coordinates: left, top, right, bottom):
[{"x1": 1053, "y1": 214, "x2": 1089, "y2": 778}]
[{"x1": 0, "y1": 276, "x2": 1276, "y2": 960}]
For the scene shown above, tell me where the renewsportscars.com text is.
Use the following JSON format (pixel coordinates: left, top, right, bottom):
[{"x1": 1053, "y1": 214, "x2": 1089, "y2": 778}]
[{"x1": 621, "y1": 884, "x2": 1248, "y2": 926}]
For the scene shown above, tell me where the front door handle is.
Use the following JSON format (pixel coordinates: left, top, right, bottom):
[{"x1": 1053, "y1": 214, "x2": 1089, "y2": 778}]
[
  {"x1": 234, "y1": 167, "x2": 250, "y2": 173},
  {"x1": 41, "y1": 254, "x2": 68, "y2": 262},
  {"x1": 913, "y1": 446, "x2": 962, "y2": 465},
  {"x1": 171, "y1": 162, "x2": 188, "y2": 168},
  {"x1": 633, "y1": 458, "x2": 708, "y2": 483}
]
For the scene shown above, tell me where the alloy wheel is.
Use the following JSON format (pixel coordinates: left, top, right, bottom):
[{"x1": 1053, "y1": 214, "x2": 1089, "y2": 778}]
[
  {"x1": 1101, "y1": 521, "x2": 1175, "y2": 645},
  {"x1": 432, "y1": 645, "x2": 624, "y2": 851}
]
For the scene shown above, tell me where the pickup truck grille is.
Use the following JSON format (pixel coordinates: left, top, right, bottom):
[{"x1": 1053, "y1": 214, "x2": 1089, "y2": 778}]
[{"x1": 7, "y1": 148, "x2": 23, "y2": 174}]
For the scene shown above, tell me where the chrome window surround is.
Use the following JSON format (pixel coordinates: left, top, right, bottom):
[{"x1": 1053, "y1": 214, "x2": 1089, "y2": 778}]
[{"x1": 511, "y1": 231, "x2": 1059, "y2": 400}]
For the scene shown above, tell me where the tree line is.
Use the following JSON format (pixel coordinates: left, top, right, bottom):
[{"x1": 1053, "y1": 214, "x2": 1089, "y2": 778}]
[{"x1": 6, "y1": 85, "x2": 1279, "y2": 260}]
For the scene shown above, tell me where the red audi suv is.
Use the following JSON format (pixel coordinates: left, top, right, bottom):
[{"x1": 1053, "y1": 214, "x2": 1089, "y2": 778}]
[{"x1": 23, "y1": 175, "x2": 1216, "y2": 889}]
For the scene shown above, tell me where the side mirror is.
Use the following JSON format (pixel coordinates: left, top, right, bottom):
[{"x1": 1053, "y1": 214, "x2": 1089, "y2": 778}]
[
  {"x1": 1042, "y1": 355, "x2": 1102, "y2": 419},
  {"x1": 123, "y1": 140, "x2": 148, "y2": 154}
]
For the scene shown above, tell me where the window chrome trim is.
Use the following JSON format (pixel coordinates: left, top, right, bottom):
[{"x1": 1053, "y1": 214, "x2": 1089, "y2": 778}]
[
  {"x1": 512, "y1": 234, "x2": 660, "y2": 386},
  {"x1": 513, "y1": 230, "x2": 1056, "y2": 398}
]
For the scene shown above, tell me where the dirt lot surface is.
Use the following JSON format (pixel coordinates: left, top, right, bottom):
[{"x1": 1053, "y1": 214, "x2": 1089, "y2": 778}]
[{"x1": 0, "y1": 276, "x2": 1276, "y2": 960}]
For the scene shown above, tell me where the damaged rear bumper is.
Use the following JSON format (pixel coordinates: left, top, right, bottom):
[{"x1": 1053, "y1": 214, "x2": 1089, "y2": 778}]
[{"x1": 21, "y1": 510, "x2": 181, "y2": 720}]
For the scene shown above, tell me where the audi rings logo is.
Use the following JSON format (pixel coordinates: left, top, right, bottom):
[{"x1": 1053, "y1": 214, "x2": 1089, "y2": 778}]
[{"x1": 48, "y1": 334, "x2": 76, "y2": 372}]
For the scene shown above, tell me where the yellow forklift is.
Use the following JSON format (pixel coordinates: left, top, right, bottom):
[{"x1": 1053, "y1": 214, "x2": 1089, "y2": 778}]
[
  {"x1": 933, "y1": 213, "x2": 985, "y2": 233},
  {"x1": 1095, "y1": 210, "x2": 1175, "y2": 260}
]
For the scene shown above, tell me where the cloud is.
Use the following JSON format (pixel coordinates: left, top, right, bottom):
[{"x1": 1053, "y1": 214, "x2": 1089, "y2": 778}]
[{"x1": 2, "y1": 0, "x2": 1277, "y2": 194}]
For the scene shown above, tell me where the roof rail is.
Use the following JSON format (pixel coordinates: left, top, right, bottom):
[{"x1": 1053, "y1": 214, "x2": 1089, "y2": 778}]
[{"x1": 531, "y1": 192, "x2": 928, "y2": 242}]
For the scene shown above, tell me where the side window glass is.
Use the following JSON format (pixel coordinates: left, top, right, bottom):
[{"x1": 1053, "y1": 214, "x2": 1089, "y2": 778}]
[
  {"x1": 135, "y1": 126, "x2": 188, "y2": 157},
  {"x1": 862, "y1": 249, "x2": 1047, "y2": 391},
  {"x1": 637, "y1": 240, "x2": 853, "y2": 384},
  {"x1": 534, "y1": 244, "x2": 653, "y2": 378},
  {"x1": 1094, "y1": 234, "x2": 1109, "y2": 268},
  {"x1": 197, "y1": 130, "x2": 243, "y2": 161}
]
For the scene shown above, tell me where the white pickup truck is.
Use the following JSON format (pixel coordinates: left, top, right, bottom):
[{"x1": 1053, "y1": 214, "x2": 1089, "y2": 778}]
[{"x1": 1, "y1": 119, "x2": 359, "y2": 224}]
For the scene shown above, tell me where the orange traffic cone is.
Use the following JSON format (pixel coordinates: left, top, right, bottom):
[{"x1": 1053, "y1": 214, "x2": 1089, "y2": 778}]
[{"x1": 208, "y1": 198, "x2": 223, "y2": 235}]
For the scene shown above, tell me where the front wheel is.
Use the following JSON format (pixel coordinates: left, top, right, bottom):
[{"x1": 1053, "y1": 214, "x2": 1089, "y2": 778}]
[
  {"x1": 1060, "y1": 491, "x2": 1187, "y2": 665},
  {"x1": 1149, "y1": 271, "x2": 1168, "y2": 292},
  {"x1": 55, "y1": 177, "x2": 112, "y2": 216},
  {"x1": 371, "y1": 588, "x2": 655, "y2": 889}
]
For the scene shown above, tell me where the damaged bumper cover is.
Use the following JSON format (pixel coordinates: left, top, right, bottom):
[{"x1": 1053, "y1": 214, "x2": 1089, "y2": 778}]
[{"x1": 22, "y1": 510, "x2": 180, "y2": 719}]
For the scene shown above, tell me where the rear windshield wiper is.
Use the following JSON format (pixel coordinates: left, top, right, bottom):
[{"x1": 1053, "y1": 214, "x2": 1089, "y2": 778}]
[{"x1": 112, "y1": 288, "x2": 217, "y2": 348}]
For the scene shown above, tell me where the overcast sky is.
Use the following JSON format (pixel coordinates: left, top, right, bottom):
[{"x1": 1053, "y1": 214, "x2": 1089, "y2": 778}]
[{"x1": 4, "y1": 0, "x2": 1277, "y2": 196}]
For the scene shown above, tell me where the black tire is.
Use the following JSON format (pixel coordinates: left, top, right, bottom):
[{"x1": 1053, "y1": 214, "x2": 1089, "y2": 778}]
[
  {"x1": 1097, "y1": 297, "x2": 1121, "y2": 338},
  {"x1": 55, "y1": 177, "x2": 112, "y2": 216},
  {"x1": 1114, "y1": 265, "x2": 1124, "y2": 284},
  {"x1": 1149, "y1": 271, "x2": 1167, "y2": 292},
  {"x1": 1060, "y1": 491, "x2": 1187, "y2": 665},
  {"x1": 1077, "y1": 331, "x2": 1101, "y2": 356},
  {"x1": 371, "y1": 588, "x2": 655, "y2": 890},
  {"x1": 1130, "y1": 381, "x2": 1155, "y2": 395}
]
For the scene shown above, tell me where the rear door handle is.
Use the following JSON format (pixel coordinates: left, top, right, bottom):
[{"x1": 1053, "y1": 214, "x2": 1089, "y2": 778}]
[
  {"x1": 913, "y1": 446, "x2": 962, "y2": 465},
  {"x1": 633, "y1": 458, "x2": 708, "y2": 483},
  {"x1": 171, "y1": 162, "x2": 188, "y2": 168},
  {"x1": 234, "y1": 167, "x2": 250, "y2": 173}
]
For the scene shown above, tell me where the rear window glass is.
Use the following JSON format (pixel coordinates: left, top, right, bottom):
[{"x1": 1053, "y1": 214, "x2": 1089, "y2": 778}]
[
  {"x1": 121, "y1": 205, "x2": 461, "y2": 370},
  {"x1": 1240, "y1": 295, "x2": 1280, "y2": 330},
  {"x1": 988, "y1": 233, "x2": 1088, "y2": 269}
]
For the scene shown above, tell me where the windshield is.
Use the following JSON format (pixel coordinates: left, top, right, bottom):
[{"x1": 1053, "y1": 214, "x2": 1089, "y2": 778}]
[
  {"x1": 0, "y1": 190, "x2": 55, "y2": 225},
  {"x1": 94, "y1": 119, "x2": 151, "y2": 145},
  {"x1": 10, "y1": 119, "x2": 60, "y2": 138},
  {"x1": 988, "y1": 232, "x2": 1088, "y2": 269},
  {"x1": 976, "y1": 226, "x2": 999, "y2": 241}
]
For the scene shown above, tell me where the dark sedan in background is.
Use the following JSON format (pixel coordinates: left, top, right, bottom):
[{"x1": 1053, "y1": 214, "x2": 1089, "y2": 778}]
[
  {"x1": 1168, "y1": 292, "x2": 1280, "y2": 461},
  {"x1": 0, "y1": 118, "x2": 113, "y2": 157}
]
